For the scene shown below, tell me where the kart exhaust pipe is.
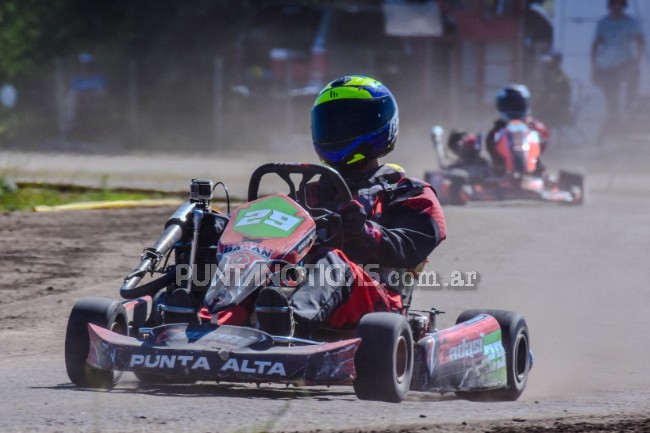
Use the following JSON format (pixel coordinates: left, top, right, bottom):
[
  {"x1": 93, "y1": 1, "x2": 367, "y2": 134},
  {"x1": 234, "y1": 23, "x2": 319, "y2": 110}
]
[{"x1": 120, "y1": 203, "x2": 195, "y2": 299}]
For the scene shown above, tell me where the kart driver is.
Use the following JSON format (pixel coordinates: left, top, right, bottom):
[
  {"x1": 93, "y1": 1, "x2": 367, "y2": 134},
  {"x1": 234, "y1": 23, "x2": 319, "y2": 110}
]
[
  {"x1": 485, "y1": 84, "x2": 549, "y2": 176},
  {"x1": 221, "y1": 75, "x2": 447, "y2": 337},
  {"x1": 444, "y1": 129, "x2": 490, "y2": 179}
]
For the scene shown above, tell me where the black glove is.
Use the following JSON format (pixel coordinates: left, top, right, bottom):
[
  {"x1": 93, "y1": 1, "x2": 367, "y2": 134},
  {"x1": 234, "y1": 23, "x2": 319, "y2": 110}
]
[{"x1": 339, "y1": 200, "x2": 367, "y2": 236}]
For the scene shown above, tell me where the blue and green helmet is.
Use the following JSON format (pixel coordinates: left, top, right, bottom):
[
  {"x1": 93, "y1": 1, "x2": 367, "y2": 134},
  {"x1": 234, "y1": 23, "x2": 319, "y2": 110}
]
[{"x1": 311, "y1": 75, "x2": 399, "y2": 168}]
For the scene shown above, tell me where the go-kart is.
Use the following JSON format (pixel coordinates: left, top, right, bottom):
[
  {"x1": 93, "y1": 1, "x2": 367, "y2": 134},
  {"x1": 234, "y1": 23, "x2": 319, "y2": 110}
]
[
  {"x1": 65, "y1": 163, "x2": 532, "y2": 402},
  {"x1": 425, "y1": 124, "x2": 584, "y2": 205}
]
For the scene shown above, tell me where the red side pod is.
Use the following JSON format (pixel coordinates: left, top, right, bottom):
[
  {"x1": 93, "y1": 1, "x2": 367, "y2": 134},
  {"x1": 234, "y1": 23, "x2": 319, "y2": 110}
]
[{"x1": 414, "y1": 314, "x2": 506, "y2": 392}]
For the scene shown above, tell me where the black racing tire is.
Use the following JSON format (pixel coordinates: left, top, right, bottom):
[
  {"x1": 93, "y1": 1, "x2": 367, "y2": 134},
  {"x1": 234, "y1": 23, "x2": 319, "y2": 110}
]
[
  {"x1": 448, "y1": 169, "x2": 469, "y2": 205},
  {"x1": 64, "y1": 297, "x2": 128, "y2": 389},
  {"x1": 353, "y1": 312, "x2": 414, "y2": 403},
  {"x1": 558, "y1": 170, "x2": 585, "y2": 205},
  {"x1": 424, "y1": 171, "x2": 450, "y2": 206},
  {"x1": 454, "y1": 309, "x2": 530, "y2": 401}
]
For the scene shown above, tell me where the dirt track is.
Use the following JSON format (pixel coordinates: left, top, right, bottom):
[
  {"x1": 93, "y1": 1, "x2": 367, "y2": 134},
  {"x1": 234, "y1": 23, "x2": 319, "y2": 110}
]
[{"x1": 1, "y1": 140, "x2": 650, "y2": 432}]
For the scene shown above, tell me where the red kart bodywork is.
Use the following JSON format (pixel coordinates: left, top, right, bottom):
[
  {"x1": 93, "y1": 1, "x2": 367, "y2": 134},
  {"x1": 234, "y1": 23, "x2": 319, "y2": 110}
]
[{"x1": 218, "y1": 193, "x2": 316, "y2": 265}]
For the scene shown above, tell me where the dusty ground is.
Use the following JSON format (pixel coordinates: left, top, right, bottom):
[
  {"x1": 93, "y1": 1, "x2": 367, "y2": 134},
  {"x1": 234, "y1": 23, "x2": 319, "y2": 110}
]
[{"x1": 1, "y1": 134, "x2": 649, "y2": 432}]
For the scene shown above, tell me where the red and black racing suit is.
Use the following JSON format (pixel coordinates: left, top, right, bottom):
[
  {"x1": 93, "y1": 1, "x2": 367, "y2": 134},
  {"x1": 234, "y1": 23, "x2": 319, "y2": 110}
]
[
  {"x1": 486, "y1": 117, "x2": 549, "y2": 176},
  {"x1": 213, "y1": 163, "x2": 446, "y2": 334},
  {"x1": 288, "y1": 163, "x2": 447, "y2": 334}
]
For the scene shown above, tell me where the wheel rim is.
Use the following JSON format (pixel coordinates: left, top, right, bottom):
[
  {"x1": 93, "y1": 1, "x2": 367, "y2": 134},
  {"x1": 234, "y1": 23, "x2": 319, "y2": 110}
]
[
  {"x1": 514, "y1": 332, "x2": 529, "y2": 383},
  {"x1": 395, "y1": 335, "x2": 408, "y2": 384},
  {"x1": 110, "y1": 320, "x2": 126, "y2": 335}
]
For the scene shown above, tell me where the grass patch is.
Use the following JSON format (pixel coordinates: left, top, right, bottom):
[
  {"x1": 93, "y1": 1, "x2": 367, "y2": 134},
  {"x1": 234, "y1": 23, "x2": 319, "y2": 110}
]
[{"x1": 0, "y1": 182, "x2": 176, "y2": 212}]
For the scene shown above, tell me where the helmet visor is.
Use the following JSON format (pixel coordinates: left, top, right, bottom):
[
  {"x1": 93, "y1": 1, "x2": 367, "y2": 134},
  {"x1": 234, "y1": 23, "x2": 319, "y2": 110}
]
[{"x1": 312, "y1": 97, "x2": 396, "y2": 150}]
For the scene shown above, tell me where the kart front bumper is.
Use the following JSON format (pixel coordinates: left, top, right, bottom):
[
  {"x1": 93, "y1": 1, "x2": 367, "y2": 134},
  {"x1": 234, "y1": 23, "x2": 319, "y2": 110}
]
[{"x1": 87, "y1": 323, "x2": 360, "y2": 385}]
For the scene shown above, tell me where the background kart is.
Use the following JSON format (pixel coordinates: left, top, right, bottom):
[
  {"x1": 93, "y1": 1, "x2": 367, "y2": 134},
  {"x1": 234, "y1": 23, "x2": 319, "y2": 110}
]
[
  {"x1": 425, "y1": 125, "x2": 584, "y2": 206},
  {"x1": 65, "y1": 163, "x2": 532, "y2": 402}
]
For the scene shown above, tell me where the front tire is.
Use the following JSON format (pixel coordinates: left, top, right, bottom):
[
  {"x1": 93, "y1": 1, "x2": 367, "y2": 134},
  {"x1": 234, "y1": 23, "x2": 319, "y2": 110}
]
[
  {"x1": 354, "y1": 313, "x2": 414, "y2": 403},
  {"x1": 455, "y1": 309, "x2": 530, "y2": 401},
  {"x1": 65, "y1": 297, "x2": 128, "y2": 388}
]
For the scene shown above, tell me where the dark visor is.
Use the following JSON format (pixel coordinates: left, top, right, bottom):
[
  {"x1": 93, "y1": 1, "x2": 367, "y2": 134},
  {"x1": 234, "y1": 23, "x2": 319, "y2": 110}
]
[{"x1": 312, "y1": 97, "x2": 396, "y2": 149}]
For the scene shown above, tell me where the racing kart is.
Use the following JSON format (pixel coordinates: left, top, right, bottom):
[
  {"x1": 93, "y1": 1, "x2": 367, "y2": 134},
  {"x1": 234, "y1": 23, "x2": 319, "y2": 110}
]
[
  {"x1": 425, "y1": 124, "x2": 584, "y2": 205},
  {"x1": 65, "y1": 163, "x2": 532, "y2": 402}
]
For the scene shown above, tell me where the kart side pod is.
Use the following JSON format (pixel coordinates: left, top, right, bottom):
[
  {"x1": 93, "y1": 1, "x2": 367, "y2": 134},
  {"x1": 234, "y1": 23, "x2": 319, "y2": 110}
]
[{"x1": 412, "y1": 310, "x2": 531, "y2": 401}]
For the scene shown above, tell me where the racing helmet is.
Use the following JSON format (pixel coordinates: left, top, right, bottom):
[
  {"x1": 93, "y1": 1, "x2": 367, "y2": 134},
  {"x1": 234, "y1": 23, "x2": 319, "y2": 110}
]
[
  {"x1": 311, "y1": 75, "x2": 399, "y2": 168},
  {"x1": 496, "y1": 84, "x2": 530, "y2": 121},
  {"x1": 447, "y1": 130, "x2": 481, "y2": 161}
]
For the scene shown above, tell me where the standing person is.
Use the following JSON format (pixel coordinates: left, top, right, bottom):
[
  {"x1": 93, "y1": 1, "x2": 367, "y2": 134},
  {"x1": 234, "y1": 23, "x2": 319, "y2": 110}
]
[
  {"x1": 591, "y1": 0, "x2": 645, "y2": 125},
  {"x1": 63, "y1": 53, "x2": 108, "y2": 138},
  {"x1": 530, "y1": 51, "x2": 573, "y2": 132}
]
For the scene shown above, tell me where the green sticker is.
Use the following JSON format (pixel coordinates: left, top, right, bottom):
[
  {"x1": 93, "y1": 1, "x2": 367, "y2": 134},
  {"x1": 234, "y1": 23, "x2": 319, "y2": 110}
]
[{"x1": 233, "y1": 196, "x2": 304, "y2": 238}]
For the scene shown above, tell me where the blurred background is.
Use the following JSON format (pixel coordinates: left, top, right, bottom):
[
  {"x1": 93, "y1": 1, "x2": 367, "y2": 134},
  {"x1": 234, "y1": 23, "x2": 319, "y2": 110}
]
[{"x1": 0, "y1": 0, "x2": 648, "y2": 162}]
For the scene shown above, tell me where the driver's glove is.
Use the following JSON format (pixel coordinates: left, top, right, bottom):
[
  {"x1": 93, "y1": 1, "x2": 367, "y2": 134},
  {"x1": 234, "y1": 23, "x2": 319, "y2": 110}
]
[{"x1": 339, "y1": 200, "x2": 367, "y2": 236}]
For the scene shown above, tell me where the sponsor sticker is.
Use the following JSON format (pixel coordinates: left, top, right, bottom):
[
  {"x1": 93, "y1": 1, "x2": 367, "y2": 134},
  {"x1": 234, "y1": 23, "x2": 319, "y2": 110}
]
[
  {"x1": 222, "y1": 242, "x2": 274, "y2": 259},
  {"x1": 233, "y1": 197, "x2": 305, "y2": 238},
  {"x1": 220, "y1": 359, "x2": 286, "y2": 376},
  {"x1": 448, "y1": 338, "x2": 483, "y2": 362},
  {"x1": 129, "y1": 354, "x2": 287, "y2": 377},
  {"x1": 130, "y1": 354, "x2": 210, "y2": 370}
]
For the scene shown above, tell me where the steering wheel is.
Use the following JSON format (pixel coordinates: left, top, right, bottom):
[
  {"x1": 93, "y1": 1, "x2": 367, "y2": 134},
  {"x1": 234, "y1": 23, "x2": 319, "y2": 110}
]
[{"x1": 248, "y1": 163, "x2": 354, "y2": 247}]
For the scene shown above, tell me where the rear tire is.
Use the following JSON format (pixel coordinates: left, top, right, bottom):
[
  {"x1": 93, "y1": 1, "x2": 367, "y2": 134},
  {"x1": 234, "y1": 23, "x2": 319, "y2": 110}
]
[
  {"x1": 558, "y1": 170, "x2": 585, "y2": 205},
  {"x1": 354, "y1": 313, "x2": 413, "y2": 403},
  {"x1": 448, "y1": 169, "x2": 469, "y2": 205},
  {"x1": 455, "y1": 309, "x2": 530, "y2": 401},
  {"x1": 65, "y1": 297, "x2": 128, "y2": 388}
]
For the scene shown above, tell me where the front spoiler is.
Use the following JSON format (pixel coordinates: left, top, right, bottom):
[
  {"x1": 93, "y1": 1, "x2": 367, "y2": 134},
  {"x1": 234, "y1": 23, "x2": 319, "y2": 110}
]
[{"x1": 88, "y1": 323, "x2": 360, "y2": 385}]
